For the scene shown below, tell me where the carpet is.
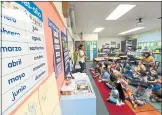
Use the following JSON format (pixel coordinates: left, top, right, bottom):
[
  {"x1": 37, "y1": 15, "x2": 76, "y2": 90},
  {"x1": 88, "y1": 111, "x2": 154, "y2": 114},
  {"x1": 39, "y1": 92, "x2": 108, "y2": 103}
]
[
  {"x1": 90, "y1": 71, "x2": 135, "y2": 115},
  {"x1": 89, "y1": 71, "x2": 161, "y2": 115}
]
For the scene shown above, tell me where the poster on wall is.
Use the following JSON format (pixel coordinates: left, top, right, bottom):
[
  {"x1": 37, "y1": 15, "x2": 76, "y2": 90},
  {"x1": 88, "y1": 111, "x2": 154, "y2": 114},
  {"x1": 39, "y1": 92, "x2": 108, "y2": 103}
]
[
  {"x1": 48, "y1": 18, "x2": 62, "y2": 78},
  {"x1": 61, "y1": 32, "x2": 70, "y2": 77},
  {"x1": 1, "y1": 1, "x2": 48, "y2": 114},
  {"x1": 86, "y1": 41, "x2": 97, "y2": 60}
]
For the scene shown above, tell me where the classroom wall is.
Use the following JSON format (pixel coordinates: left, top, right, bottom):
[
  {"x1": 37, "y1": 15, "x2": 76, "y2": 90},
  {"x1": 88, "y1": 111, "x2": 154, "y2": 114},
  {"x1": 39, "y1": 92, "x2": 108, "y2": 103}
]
[
  {"x1": 129, "y1": 29, "x2": 161, "y2": 50},
  {"x1": 98, "y1": 36, "x2": 126, "y2": 49},
  {"x1": 2, "y1": 1, "x2": 65, "y2": 115},
  {"x1": 37, "y1": 2, "x2": 65, "y2": 96},
  {"x1": 75, "y1": 34, "x2": 98, "y2": 41},
  {"x1": 53, "y1": 2, "x2": 74, "y2": 61},
  {"x1": 130, "y1": 29, "x2": 161, "y2": 41}
]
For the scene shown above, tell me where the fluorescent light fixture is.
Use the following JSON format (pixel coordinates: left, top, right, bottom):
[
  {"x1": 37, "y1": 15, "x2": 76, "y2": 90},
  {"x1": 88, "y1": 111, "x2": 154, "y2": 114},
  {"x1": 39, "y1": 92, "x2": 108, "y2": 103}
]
[
  {"x1": 93, "y1": 27, "x2": 104, "y2": 32},
  {"x1": 106, "y1": 4, "x2": 136, "y2": 20},
  {"x1": 119, "y1": 27, "x2": 145, "y2": 35}
]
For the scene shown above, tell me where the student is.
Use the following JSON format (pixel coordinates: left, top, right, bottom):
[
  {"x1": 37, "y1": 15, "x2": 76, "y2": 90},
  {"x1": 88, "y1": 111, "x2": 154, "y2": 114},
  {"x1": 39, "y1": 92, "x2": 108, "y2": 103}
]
[
  {"x1": 108, "y1": 62, "x2": 117, "y2": 74},
  {"x1": 149, "y1": 78, "x2": 162, "y2": 102},
  {"x1": 91, "y1": 62, "x2": 102, "y2": 78},
  {"x1": 141, "y1": 51, "x2": 155, "y2": 74},
  {"x1": 114, "y1": 71, "x2": 129, "y2": 91},
  {"x1": 150, "y1": 88, "x2": 162, "y2": 102},
  {"x1": 127, "y1": 82, "x2": 150, "y2": 109},
  {"x1": 122, "y1": 66, "x2": 134, "y2": 79},
  {"x1": 142, "y1": 51, "x2": 155, "y2": 66},
  {"x1": 115, "y1": 63, "x2": 123, "y2": 73},
  {"x1": 123, "y1": 61, "x2": 132, "y2": 70},
  {"x1": 107, "y1": 82, "x2": 124, "y2": 106},
  {"x1": 134, "y1": 62, "x2": 146, "y2": 78},
  {"x1": 98, "y1": 67, "x2": 110, "y2": 82},
  {"x1": 128, "y1": 69, "x2": 148, "y2": 87},
  {"x1": 78, "y1": 44, "x2": 86, "y2": 73}
]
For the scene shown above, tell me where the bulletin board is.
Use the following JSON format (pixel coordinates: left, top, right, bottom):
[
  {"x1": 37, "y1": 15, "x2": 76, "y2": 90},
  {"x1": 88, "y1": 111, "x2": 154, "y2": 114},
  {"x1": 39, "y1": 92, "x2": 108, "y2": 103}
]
[
  {"x1": 1, "y1": 1, "x2": 65, "y2": 115},
  {"x1": 61, "y1": 32, "x2": 70, "y2": 77},
  {"x1": 86, "y1": 41, "x2": 97, "y2": 61},
  {"x1": 48, "y1": 18, "x2": 62, "y2": 78}
]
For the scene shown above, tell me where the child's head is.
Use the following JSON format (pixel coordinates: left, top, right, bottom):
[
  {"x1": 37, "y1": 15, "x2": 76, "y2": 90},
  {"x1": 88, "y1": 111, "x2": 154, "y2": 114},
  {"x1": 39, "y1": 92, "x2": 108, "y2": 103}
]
[
  {"x1": 102, "y1": 67, "x2": 107, "y2": 72},
  {"x1": 99, "y1": 62, "x2": 102, "y2": 67},
  {"x1": 157, "y1": 78, "x2": 162, "y2": 84},
  {"x1": 114, "y1": 71, "x2": 122, "y2": 79},
  {"x1": 116, "y1": 63, "x2": 121, "y2": 68},
  {"x1": 138, "y1": 70, "x2": 147, "y2": 76},
  {"x1": 104, "y1": 62, "x2": 108, "y2": 69},
  {"x1": 96, "y1": 63, "x2": 99, "y2": 68},
  {"x1": 125, "y1": 65, "x2": 131, "y2": 72},
  {"x1": 126, "y1": 63, "x2": 131, "y2": 67}
]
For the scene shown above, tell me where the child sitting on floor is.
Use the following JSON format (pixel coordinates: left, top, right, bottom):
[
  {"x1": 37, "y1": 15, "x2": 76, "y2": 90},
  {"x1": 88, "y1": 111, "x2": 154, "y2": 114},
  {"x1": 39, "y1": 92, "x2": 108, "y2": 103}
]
[
  {"x1": 90, "y1": 62, "x2": 102, "y2": 78},
  {"x1": 98, "y1": 67, "x2": 111, "y2": 83},
  {"x1": 122, "y1": 65, "x2": 134, "y2": 79},
  {"x1": 127, "y1": 64, "x2": 148, "y2": 87},
  {"x1": 108, "y1": 62, "x2": 117, "y2": 74},
  {"x1": 149, "y1": 78, "x2": 162, "y2": 102},
  {"x1": 127, "y1": 82, "x2": 150, "y2": 109},
  {"x1": 115, "y1": 63, "x2": 123, "y2": 73},
  {"x1": 114, "y1": 71, "x2": 129, "y2": 91},
  {"x1": 123, "y1": 61, "x2": 132, "y2": 70},
  {"x1": 107, "y1": 81, "x2": 125, "y2": 106}
]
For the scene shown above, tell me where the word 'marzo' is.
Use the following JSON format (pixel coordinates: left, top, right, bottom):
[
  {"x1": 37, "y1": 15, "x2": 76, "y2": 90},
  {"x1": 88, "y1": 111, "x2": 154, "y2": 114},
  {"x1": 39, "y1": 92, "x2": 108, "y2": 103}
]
[
  {"x1": 0, "y1": 46, "x2": 21, "y2": 52},
  {"x1": 8, "y1": 59, "x2": 22, "y2": 68},
  {"x1": 12, "y1": 85, "x2": 26, "y2": 101}
]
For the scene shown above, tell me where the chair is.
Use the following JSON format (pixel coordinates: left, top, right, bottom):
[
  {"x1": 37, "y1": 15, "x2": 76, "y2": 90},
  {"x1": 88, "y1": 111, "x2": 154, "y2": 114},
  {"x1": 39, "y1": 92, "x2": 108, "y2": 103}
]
[{"x1": 128, "y1": 55, "x2": 135, "y2": 65}]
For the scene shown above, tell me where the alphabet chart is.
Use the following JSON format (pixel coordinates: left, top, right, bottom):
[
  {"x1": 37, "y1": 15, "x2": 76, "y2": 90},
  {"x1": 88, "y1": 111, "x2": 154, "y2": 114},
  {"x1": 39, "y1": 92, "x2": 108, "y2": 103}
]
[{"x1": 1, "y1": 2, "x2": 48, "y2": 114}]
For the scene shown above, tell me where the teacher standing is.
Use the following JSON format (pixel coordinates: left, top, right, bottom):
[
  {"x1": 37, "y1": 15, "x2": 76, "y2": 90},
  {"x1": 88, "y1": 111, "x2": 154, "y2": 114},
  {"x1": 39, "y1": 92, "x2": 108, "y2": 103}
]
[{"x1": 78, "y1": 44, "x2": 86, "y2": 73}]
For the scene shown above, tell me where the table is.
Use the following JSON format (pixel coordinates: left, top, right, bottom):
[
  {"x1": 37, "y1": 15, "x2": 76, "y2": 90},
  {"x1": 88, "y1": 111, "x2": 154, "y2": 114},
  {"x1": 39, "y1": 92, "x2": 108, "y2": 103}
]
[
  {"x1": 105, "y1": 57, "x2": 121, "y2": 61},
  {"x1": 120, "y1": 55, "x2": 128, "y2": 58},
  {"x1": 60, "y1": 73, "x2": 96, "y2": 115},
  {"x1": 94, "y1": 57, "x2": 106, "y2": 61},
  {"x1": 120, "y1": 55, "x2": 128, "y2": 62},
  {"x1": 135, "y1": 56, "x2": 143, "y2": 60}
]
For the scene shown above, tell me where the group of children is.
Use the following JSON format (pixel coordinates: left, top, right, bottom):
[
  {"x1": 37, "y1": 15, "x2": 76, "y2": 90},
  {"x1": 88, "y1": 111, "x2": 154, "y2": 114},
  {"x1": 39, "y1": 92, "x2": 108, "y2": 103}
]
[{"x1": 90, "y1": 52, "x2": 161, "y2": 109}]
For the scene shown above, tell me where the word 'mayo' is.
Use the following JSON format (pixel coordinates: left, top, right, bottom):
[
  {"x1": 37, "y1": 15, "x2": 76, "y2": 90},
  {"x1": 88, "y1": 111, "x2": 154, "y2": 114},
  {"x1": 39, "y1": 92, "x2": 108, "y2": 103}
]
[
  {"x1": 8, "y1": 73, "x2": 25, "y2": 85},
  {"x1": 1, "y1": 27, "x2": 20, "y2": 36}
]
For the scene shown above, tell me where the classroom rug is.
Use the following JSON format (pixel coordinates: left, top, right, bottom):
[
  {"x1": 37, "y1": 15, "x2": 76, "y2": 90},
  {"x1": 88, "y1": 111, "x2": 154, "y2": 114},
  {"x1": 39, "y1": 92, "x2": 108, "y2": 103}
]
[
  {"x1": 89, "y1": 71, "x2": 161, "y2": 115},
  {"x1": 90, "y1": 71, "x2": 135, "y2": 115}
]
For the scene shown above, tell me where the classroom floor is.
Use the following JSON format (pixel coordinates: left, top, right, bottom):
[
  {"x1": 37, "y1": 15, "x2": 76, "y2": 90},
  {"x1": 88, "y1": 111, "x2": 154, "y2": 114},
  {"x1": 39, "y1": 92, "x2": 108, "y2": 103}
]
[{"x1": 85, "y1": 62, "x2": 161, "y2": 115}]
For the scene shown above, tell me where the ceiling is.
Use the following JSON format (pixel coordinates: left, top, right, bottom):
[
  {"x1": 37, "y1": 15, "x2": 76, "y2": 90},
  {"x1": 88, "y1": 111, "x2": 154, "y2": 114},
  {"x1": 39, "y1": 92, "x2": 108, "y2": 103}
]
[{"x1": 69, "y1": 2, "x2": 161, "y2": 37}]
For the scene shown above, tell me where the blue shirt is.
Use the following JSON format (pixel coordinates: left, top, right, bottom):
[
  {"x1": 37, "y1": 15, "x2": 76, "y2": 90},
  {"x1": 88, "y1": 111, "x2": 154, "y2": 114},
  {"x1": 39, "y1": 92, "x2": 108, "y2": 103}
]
[
  {"x1": 103, "y1": 71, "x2": 110, "y2": 80},
  {"x1": 123, "y1": 70, "x2": 134, "y2": 78},
  {"x1": 152, "y1": 83, "x2": 161, "y2": 91}
]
